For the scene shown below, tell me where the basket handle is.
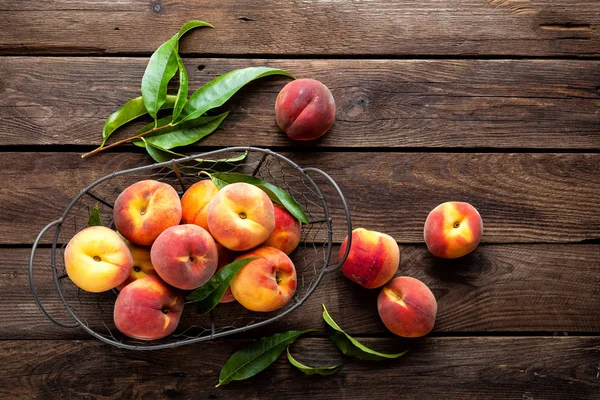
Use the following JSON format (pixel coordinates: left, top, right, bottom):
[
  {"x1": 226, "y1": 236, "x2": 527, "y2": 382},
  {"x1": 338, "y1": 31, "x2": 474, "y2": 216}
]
[
  {"x1": 302, "y1": 167, "x2": 352, "y2": 273},
  {"x1": 29, "y1": 219, "x2": 79, "y2": 328}
]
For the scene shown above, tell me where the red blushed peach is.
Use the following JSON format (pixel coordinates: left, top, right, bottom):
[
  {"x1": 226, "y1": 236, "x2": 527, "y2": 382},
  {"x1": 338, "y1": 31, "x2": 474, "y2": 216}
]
[
  {"x1": 181, "y1": 180, "x2": 219, "y2": 231},
  {"x1": 424, "y1": 201, "x2": 483, "y2": 259},
  {"x1": 64, "y1": 226, "x2": 133, "y2": 293},
  {"x1": 275, "y1": 78, "x2": 336, "y2": 141},
  {"x1": 207, "y1": 182, "x2": 275, "y2": 251},
  {"x1": 230, "y1": 246, "x2": 297, "y2": 312},
  {"x1": 117, "y1": 241, "x2": 157, "y2": 291},
  {"x1": 338, "y1": 228, "x2": 400, "y2": 289},
  {"x1": 151, "y1": 224, "x2": 219, "y2": 290},
  {"x1": 114, "y1": 276, "x2": 184, "y2": 341},
  {"x1": 264, "y1": 204, "x2": 302, "y2": 255},
  {"x1": 113, "y1": 180, "x2": 182, "y2": 246},
  {"x1": 215, "y1": 243, "x2": 238, "y2": 303},
  {"x1": 377, "y1": 277, "x2": 437, "y2": 338}
]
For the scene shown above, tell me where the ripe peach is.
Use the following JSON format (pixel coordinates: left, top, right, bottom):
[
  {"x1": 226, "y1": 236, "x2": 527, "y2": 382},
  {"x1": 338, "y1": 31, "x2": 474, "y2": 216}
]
[
  {"x1": 114, "y1": 276, "x2": 184, "y2": 341},
  {"x1": 338, "y1": 228, "x2": 400, "y2": 289},
  {"x1": 181, "y1": 180, "x2": 219, "y2": 231},
  {"x1": 215, "y1": 243, "x2": 238, "y2": 303},
  {"x1": 275, "y1": 78, "x2": 336, "y2": 141},
  {"x1": 424, "y1": 201, "x2": 483, "y2": 259},
  {"x1": 64, "y1": 226, "x2": 133, "y2": 292},
  {"x1": 207, "y1": 182, "x2": 275, "y2": 251},
  {"x1": 377, "y1": 277, "x2": 437, "y2": 338},
  {"x1": 230, "y1": 246, "x2": 297, "y2": 312},
  {"x1": 264, "y1": 204, "x2": 302, "y2": 255},
  {"x1": 117, "y1": 241, "x2": 157, "y2": 291},
  {"x1": 151, "y1": 224, "x2": 218, "y2": 290},
  {"x1": 113, "y1": 180, "x2": 182, "y2": 246}
]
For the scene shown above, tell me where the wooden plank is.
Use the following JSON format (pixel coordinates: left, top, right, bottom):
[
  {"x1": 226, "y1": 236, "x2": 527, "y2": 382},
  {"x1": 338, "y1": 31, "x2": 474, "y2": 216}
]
[
  {"x1": 17, "y1": 244, "x2": 600, "y2": 339},
  {"x1": 0, "y1": 337, "x2": 597, "y2": 399},
  {"x1": 1, "y1": 1, "x2": 599, "y2": 56},
  {"x1": 1, "y1": 57, "x2": 599, "y2": 149},
  {"x1": 1, "y1": 152, "x2": 598, "y2": 245}
]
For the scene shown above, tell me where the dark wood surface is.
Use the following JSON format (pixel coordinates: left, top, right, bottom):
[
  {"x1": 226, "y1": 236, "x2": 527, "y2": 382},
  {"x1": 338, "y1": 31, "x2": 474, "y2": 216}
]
[
  {"x1": 2, "y1": 1, "x2": 599, "y2": 399},
  {"x1": 2, "y1": 57, "x2": 599, "y2": 149},
  {"x1": 2, "y1": 1, "x2": 600, "y2": 56}
]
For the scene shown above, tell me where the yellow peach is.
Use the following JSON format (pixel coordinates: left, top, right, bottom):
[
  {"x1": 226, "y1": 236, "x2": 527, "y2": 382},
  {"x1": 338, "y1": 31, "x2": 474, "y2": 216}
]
[
  {"x1": 230, "y1": 246, "x2": 297, "y2": 312},
  {"x1": 64, "y1": 226, "x2": 133, "y2": 292},
  {"x1": 207, "y1": 182, "x2": 275, "y2": 251}
]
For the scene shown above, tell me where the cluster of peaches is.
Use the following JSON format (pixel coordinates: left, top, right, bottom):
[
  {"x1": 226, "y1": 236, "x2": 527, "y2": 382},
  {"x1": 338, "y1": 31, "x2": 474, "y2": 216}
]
[
  {"x1": 339, "y1": 201, "x2": 483, "y2": 338},
  {"x1": 64, "y1": 179, "x2": 303, "y2": 341}
]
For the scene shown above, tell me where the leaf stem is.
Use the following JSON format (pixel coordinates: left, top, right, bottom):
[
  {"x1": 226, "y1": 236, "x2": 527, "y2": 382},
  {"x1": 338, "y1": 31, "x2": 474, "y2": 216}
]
[{"x1": 81, "y1": 124, "x2": 172, "y2": 158}]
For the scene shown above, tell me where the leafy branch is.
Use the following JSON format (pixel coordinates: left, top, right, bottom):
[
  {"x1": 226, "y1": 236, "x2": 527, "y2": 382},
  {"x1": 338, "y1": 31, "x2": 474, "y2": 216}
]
[{"x1": 82, "y1": 20, "x2": 294, "y2": 160}]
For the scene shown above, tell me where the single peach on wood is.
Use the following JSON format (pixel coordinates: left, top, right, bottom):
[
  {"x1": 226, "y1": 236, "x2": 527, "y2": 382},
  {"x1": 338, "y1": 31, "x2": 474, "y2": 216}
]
[
  {"x1": 264, "y1": 204, "x2": 302, "y2": 255},
  {"x1": 207, "y1": 182, "x2": 275, "y2": 251},
  {"x1": 181, "y1": 180, "x2": 220, "y2": 231},
  {"x1": 424, "y1": 201, "x2": 483, "y2": 259},
  {"x1": 64, "y1": 226, "x2": 133, "y2": 292},
  {"x1": 338, "y1": 228, "x2": 400, "y2": 289},
  {"x1": 114, "y1": 276, "x2": 184, "y2": 341},
  {"x1": 113, "y1": 180, "x2": 182, "y2": 246},
  {"x1": 275, "y1": 78, "x2": 336, "y2": 141},
  {"x1": 151, "y1": 224, "x2": 219, "y2": 290},
  {"x1": 377, "y1": 277, "x2": 437, "y2": 338},
  {"x1": 117, "y1": 241, "x2": 157, "y2": 291},
  {"x1": 230, "y1": 246, "x2": 297, "y2": 312}
]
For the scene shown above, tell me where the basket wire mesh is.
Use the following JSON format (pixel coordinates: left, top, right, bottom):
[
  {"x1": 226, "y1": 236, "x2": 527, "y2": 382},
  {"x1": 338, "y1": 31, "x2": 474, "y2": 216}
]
[{"x1": 29, "y1": 147, "x2": 352, "y2": 350}]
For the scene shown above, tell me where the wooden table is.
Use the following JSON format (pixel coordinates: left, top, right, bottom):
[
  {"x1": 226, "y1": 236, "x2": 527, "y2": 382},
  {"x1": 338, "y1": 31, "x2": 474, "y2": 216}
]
[{"x1": 2, "y1": 1, "x2": 599, "y2": 398}]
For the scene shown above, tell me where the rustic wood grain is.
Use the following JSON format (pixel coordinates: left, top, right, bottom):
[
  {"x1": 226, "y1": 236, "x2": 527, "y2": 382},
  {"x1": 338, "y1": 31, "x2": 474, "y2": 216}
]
[
  {"x1": 0, "y1": 337, "x2": 597, "y2": 399},
  {"x1": 17, "y1": 243, "x2": 600, "y2": 339},
  {"x1": 2, "y1": 152, "x2": 598, "y2": 245},
  {"x1": 1, "y1": 57, "x2": 599, "y2": 149},
  {"x1": 1, "y1": 1, "x2": 599, "y2": 56}
]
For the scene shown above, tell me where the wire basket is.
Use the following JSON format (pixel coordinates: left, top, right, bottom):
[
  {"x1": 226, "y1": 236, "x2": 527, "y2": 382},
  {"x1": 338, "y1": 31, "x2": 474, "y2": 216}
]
[{"x1": 29, "y1": 147, "x2": 352, "y2": 350}]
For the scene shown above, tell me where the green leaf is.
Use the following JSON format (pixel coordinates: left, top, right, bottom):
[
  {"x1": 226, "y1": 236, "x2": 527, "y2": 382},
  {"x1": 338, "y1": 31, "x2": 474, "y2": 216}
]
[
  {"x1": 192, "y1": 151, "x2": 248, "y2": 164},
  {"x1": 322, "y1": 304, "x2": 409, "y2": 361},
  {"x1": 206, "y1": 172, "x2": 310, "y2": 224},
  {"x1": 177, "y1": 67, "x2": 294, "y2": 123},
  {"x1": 171, "y1": 53, "x2": 189, "y2": 121},
  {"x1": 87, "y1": 203, "x2": 103, "y2": 227},
  {"x1": 178, "y1": 20, "x2": 213, "y2": 38},
  {"x1": 286, "y1": 346, "x2": 342, "y2": 376},
  {"x1": 142, "y1": 112, "x2": 228, "y2": 149},
  {"x1": 217, "y1": 330, "x2": 314, "y2": 387},
  {"x1": 141, "y1": 36, "x2": 179, "y2": 120},
  {"x1": 141, "y1": 140, "x2": 247, "y2": 175},
  {"x1": 186, "y1": 257, "x2": 256, "y2": 314},
  {"x1": 141, "y1": 138, "x2": 186, "y2": 163},
  {"x1": 141, "y1": 20, "x2": 212, "y2": 120},
  {"x1": 101, "y1": 96, "x2": 176, "y2": 147}
]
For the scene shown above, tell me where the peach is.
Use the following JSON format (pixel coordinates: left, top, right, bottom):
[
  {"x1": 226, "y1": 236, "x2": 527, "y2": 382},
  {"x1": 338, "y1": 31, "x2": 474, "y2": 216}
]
[
  {"x1": 64, "y1": 226, "x2": 133, "y2": 292},
  {"x1": 114, "y1": 276, "x2": 184, "y2": 341},
  {"x1": 113, "y1": 180, "x2": 182, "y2": 246},
  {"x1": 230, "y1": 246, "x2": 297, "y2": 312},
  {"x1": 215, "y1": 243, "x2": 238, "y2": 303},
  {"x1": 377, "y1": 277, "x2": 437, "y2": 338},
  {"x1": 424, "y1": 201, "x2": 483, "y2": 259},
  {"x1": 338, "y1": 228, "x2": 400, "y2": 289},
  {"x1": 264, "y1": 204, "x2": 302, "y2": 255},
  {"x1": 207, "y1": 182, "x2": 275, "y2": 251},
  {"x1": 181, "y1": 180, "x2": 220, "y2": 231},
  {"x1": 151, "y1": 224, "x2": 218, "y2": 290},
  {"x1": 275, "y1": 78, "x2": 336, "y2": 140},
  {"x1": 117, "y1": 241, "x2": 157, "y2": 291}
]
